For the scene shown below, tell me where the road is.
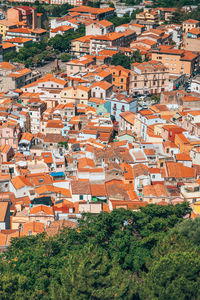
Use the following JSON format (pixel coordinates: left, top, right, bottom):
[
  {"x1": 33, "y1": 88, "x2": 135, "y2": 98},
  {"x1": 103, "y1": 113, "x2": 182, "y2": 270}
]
[{"x1": 33, "y1": 60, "x2": 67, "y2": 75}]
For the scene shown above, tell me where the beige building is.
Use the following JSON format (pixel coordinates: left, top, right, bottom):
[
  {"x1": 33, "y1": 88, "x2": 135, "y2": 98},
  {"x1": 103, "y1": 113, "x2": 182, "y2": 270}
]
[
  {"x1": 183, "y1": 28, "x2": 200, "y2": 51},
  {"x1": 151, "y1": 45, "x2": 200, "y2": 76},
  {"x1": 136, "y1": 8, "x2": 159, "y2": 30},
  {"x1": 86, "y1": 20, "x2": 114, "y2": 36},
  {"x1": 60, "y1": 85, "x2": 91, "y2": 105},
  {"x1": 129, "y1": 60, "x2": 169, "y2": 95},
  {"x1": 182, "y1": 19, "x2": 199, "y2": 33},
  {"x1": 71, "y1": 35, "x2": 93, "y2": 57}
]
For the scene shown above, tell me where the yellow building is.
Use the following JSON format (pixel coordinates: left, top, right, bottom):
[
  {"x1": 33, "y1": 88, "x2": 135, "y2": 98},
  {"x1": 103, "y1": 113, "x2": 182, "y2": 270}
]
[
  {"x1": 60, "y1": 86, "x2": 91, "y2": 105},
  {"x1": 0, "y1": 19, "x2": 17, "y2": 39},
  {"x1": 136, "y1": 8, "x2": 159, "y2": 27}
]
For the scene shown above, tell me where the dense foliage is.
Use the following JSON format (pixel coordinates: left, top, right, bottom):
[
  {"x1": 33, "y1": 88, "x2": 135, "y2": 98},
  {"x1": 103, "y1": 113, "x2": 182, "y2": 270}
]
[
  {"x1": 111, "y1": 51, "x2": 143, "y2": 69},
  {"x1": 4, "y1": 26, "x2": 85, "y2": 68},
  {"x1": 0, "y1": 203, "x2": 199, "y2": 299}
]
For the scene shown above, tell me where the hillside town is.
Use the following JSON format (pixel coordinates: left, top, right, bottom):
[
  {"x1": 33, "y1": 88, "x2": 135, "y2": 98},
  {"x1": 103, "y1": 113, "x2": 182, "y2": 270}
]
[{"x1": 0, "y1": 0, "x2": 200, "y2": 246}]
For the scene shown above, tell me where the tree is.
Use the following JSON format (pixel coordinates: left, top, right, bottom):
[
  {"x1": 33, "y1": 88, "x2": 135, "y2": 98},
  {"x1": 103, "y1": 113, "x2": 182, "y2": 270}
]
[
  {"x1": 111, "y1": 53, "x2": 131, "y2": 69},
  {"x1": 0, "y1": 203, "x2": 192, "y2": 299},
  {"x1": 60, "y1": 53, "x2": 71, "y2": 62}
]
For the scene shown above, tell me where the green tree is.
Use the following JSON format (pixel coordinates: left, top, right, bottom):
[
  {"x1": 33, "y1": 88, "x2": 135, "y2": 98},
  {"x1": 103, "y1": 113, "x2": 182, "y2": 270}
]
[
  {"x1": 111, "y1": 53, "x2": 131, "y2": 69},
  {"x1": 60, "y1": 53, "x2": 71, "y2": 62}
]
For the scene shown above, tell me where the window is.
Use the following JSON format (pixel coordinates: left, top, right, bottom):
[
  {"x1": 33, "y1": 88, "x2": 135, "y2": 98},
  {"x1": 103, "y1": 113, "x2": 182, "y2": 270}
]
[
  {"x1": 51, "y1": 84, "x2": 53, "y2": 87},
  {"x1": 113, "y1": 78, "x2": 115, "y2": 82},
  {"x1": 80, "y1": 195, "x2": 83, "y2": 200},
  {"x1": 152, "y1": 175, "x2": 155, "y2": 179},
  {"x1": 28, "y1": 230, "x2": 32, "y2": 236},
  {"x1": 70, "y1": 66, "x2": 73, "y2": 70},
  {"x1": 79, "y1": 66, "x2": 82, "y2": 70},
  {"x1": 121, "y1": 78, "x2": 123, "y2": 82},
  {"x1": 134, "y1": 83, "x2": 137, "y2": 87}
]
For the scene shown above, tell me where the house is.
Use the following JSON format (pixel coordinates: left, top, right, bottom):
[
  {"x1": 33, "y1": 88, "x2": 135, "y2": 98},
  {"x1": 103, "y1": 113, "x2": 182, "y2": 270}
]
[
  {"x1": 50, "y1": 25, "x2": 74, "y2": 38},
  {"x1": 0, "y1": 122, "x2": 21, "y2": 152},
  {"x1": 119, "y1": 111, "x2": 135, "y2": 132},
  {"x1": 180, "y1": 182, "x2": 200, "y2": 203},
  {"x1": 66, "y1": 56, "x2": 95, "y2": 75},
  {"x1": 3, "y1": 37, "x2": 32, "y2": 51},
  {"x1": 164, "y1": 161, "x2": 196, "y2": 186},
  {"x1": 175, "y1": 153, "x2": 192, "y2": 167},
  {"x1": 191, "y1": 76, "x2": 200, "y2": 94},
  {"x1": 91, "y1": 81, "x2": 113, "y2": 100},
  {"x1": 71, "y1": 180, "x2": 91, "y2": 202},
  {"x1": 86, "y1": 20, "x2": 114, "y2": 36},
  {"x1": 183, "y1": 28, "x2": 200, "y2": 51},
  {"x1": 68, "y1": 6, "x2": 114, "y2": 21},
  {"x1": 22, "y1": 74, "x2": 67, "y2": 108},
  {"x1": 18, "y1": 132, "x2": 33, "y2": 155},
  {"x1": 105, "y1": 94, "x2": 137, "y2": 121},
  {"x1": 0, "y1": 19, "x2": 17, "y2": 39},
  {"x1": 143, "y1": 184, "x2": 169, "y2": 203},
  {"x1": 182, "y1": 19, "x2": 199, "y2": 33},
  {"x1": 0, "y1": 145, "x2": 14, "y2": 163}
]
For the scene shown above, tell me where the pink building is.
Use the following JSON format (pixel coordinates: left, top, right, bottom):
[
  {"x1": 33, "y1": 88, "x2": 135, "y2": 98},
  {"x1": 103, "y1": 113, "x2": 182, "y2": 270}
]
[{"x1": 0, "y1": 122, "x2": 21, "y2": 152}]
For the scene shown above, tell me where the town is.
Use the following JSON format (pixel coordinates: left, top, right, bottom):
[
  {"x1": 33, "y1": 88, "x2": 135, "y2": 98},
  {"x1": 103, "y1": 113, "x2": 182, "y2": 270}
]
[{"x1": 0, "y1": 0, "x2": 199, "y2": 245}]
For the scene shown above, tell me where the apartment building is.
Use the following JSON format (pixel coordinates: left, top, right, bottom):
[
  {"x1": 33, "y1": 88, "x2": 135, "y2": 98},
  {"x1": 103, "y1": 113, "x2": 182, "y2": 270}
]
[
  {"x1": 129, "y1": 60, "x2": 169, "y2": 95},
  {"x1": 151, "y1": 45, "x2": 200, "y2": 76},
  {"x1": 7, "y1": 6, "x2": 41, "y2": 29},
  {"x1": 136, "y1": 8, "x2": 159, "y2": 30},
  {"x1": 71, "y1": 35, "x2": 93, "y2": 57},
  {"x1": 90, "y1": 32, "x2": 124, "y2": 55},
  {"x1": 29, "y1": 101, "x2": 47, "y2": 134},
  {"x1": 109, "y1": 65, "x2": 131, "y2": 92},
  {"x1": 60, "y1": 86, "x2": 91, "y2": 105},
  {"x1": 6, "y1": 27, "x2": 47, "y2": 42}
]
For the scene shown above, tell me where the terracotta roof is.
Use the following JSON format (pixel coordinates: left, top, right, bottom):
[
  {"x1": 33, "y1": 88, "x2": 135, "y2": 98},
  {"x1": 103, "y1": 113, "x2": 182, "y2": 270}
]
[
  {"x1": 175, "y1": 153, "x2": 191, "y2": 161},
  {"x1": 166, "y1": 162, "x2": 195, "y2": 178},
  {"x1": 143, "y1": 184, "x2": 168, "y2": 197},
  {"x1": 71, "y1": 180, "x2": 91, "y2": 195},
  {"x1": 29, "y1": 205, "x2": 54, "y2": 216},
  {"x1": 0, "y1": 202, "x2": 8, "y2": 222},
  {"x1": 90, "y1": 184, "x2": 106, "y2": 197},
  {"x1": 46, "y1": 219, "x2": 76, "y2": 236}
]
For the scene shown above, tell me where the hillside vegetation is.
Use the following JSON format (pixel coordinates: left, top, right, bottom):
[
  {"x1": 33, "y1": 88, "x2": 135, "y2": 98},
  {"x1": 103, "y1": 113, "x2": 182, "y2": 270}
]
[{"x1": 0, "y1": 203, "x2": 200, "y2": 300}]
